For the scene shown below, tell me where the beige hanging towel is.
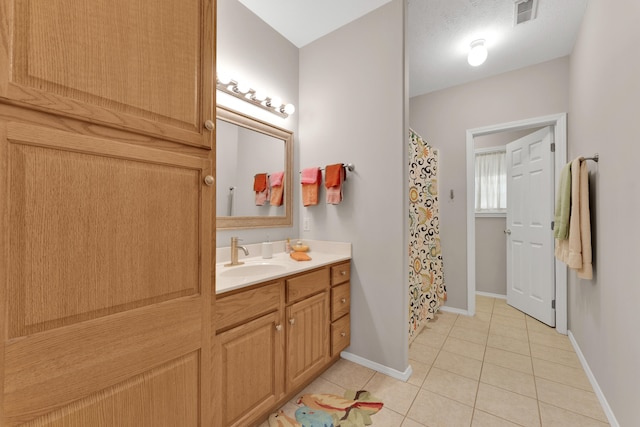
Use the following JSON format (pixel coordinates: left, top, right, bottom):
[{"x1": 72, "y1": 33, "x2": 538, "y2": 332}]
[{"x1": 555, "y1": 158, "x2": 593, "y2": 279}]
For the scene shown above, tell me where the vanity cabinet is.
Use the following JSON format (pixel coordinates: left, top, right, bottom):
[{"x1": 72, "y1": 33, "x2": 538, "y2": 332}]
[
  {"x1": 0, "y1": 0, "x2": 216, "y2": 425},
  {"x1": 214, "y1": 283, "x2": 284, "y2": 427},
  {"x1": 330, "y1": 262, "x2": 351, "y2": 355},
  {"x1": 285, "y1": 267, "x2": 330, "y2": 391},
  {"x1": 214, "y1": 261, "x2": 349, "y2": 427}
]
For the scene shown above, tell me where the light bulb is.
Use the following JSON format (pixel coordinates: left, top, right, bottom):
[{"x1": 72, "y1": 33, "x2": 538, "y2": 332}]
[
  {"x1": 270, "y1": 96, "x2": 282, "y2": 109},
  {"x1": 468, "y1": 39, "x2": 488, "y2": 66},
  {"x1": 217, "y1": 73, "x2": 231, "y2": 85},
  {"x1": 236, "y1": 82, "x2": 251, "y2": 94},
  {"x1": 283, "y1": 104, "x2": 296, "y2": 115},
  {"x1": 252, "y1": 90, "x2": 267, "y2": 102}
]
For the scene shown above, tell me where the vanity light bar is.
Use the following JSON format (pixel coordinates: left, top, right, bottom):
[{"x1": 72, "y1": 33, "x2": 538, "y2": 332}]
[{"x1": 216, "y1": 76, "x2": 295, "y2": 118}]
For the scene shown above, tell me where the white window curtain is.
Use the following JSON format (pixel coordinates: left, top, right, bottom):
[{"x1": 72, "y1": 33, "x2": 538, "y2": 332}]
[{"x1": 475, "y1": 150, "x2": 507, "y2": 212}]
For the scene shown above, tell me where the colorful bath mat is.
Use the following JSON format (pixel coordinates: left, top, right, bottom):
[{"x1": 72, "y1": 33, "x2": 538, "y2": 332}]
[{"x1": 268, "y1": 390, "x2": 383, "y2": 427}]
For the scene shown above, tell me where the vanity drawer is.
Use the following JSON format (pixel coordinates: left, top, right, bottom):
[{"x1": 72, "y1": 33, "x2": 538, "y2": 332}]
[
  {"x1": 331, "y1": 262, "x2": 350, "y2": 286},
  {"x1": 331, "y1": 314, "x2": 350, "y2": 356},
  {"x1": 215, "y1": 282, "x2": 282, "y2": 332},
  {"x1": 286, "y1": 268, "x2": 330, "y2": 303},
  {"x1": 331, "y1": 283, "x2": 350, "y2": 322}
]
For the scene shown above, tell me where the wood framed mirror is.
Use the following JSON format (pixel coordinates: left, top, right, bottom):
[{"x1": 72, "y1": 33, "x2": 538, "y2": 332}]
[{"x1": 216, "y1": 105, "x2": 293, "y2": 229}]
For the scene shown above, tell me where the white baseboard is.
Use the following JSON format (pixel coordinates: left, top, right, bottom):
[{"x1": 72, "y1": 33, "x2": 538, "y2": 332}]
[
  {"x1": 438, "y1": 305, "x2": 470, "y2": 316},
  {"x1": 475, "y1": 291, "x2": 507, "y2": 299},
  {"x1": 568, "y1": 331, "x2": 620, "y2": 427},
  {"x1": 340, "y1": 351, "x2": 413, "y2": 382}
]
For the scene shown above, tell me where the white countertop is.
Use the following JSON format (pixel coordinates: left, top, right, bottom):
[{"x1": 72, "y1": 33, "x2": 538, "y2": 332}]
[{"x1": 215, "y1": 240, "x2": 351, "y2": 294}]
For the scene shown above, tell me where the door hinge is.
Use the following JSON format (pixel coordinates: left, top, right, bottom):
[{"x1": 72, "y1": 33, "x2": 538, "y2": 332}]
[
  {"x1": 551, "y1": 220, "x2": 554, "y2": 230},
  {"x1": 550, "y1": 142, "x2": 556, "y2": 152},
  {"x1": 551, "y1": 300, "x2": 556, "y2": 309}
]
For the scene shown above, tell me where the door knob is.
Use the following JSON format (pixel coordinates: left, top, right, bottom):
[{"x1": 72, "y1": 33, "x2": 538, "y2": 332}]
[
  {"x1": 504, "y1": 229, "x2": 512, "y2": 235},
  {"x1": 204, "y1": 120, "x2": 215, "y2": 131},
  {"x1": 204, "y1": 175, "x2": 215, "y2": 186}
]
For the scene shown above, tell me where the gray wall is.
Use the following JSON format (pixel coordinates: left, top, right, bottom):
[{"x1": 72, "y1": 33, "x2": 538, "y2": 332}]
[
  {"x1": 410, "y1": 57, "x2": 570, "y2": 310},
  {"x1": 299, "y1": 0, "x2": 408, "y2": 372},
  {"x1": 568, "y1": 1, "x2": 640, "y2": 425},
  {"x1": 475, "y1": 217, "x2": 506, "y2": 296},
  {"x1": 216, "y1": 0, "x2": 299, "y2": 247}
]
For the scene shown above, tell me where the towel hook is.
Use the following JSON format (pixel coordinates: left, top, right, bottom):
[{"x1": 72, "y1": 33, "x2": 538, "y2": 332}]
[{"x1": 584, "y1": 153, "x2": 599, "y2": 162}]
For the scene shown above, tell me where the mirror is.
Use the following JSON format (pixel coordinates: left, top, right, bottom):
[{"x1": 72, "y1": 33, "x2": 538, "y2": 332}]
[{"x1": 216, "y1": 105, "x2": 293, "y2": 229}]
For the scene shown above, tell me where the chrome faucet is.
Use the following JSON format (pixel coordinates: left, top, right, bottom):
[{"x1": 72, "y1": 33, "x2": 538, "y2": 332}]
[{"x1": 225, "y1": 237, "x2": 249, "y2": 267}]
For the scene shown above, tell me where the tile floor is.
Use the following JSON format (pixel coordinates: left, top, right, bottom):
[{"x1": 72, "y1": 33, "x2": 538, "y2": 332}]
[{"x1": 260, "y1": 296, "x2": 610, "y2": 427}]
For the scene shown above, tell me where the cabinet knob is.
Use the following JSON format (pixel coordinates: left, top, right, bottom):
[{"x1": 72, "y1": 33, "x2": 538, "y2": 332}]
[
  {"x1": 340, "y1": 271, "x2": 346, "y2": 276},
  {"x1": 204, "y1": 120, "x2": 215, "y2": 131},
  {"x1": 204, "y1": 175, "x2": 215, "y2": 186},
  {"x1": 341, "y1": 298, "x2": 347, "y2": 304},
  {"x1": 289, "y1": 318, "x2": 295, "y2": 325},
  {"x1": 504, "y1": 229, "x2": 512, "y2": 235},
  {"x1": 340, "y1": 332, "x2": 346, "y2": 337},
  {"x1": 275, "y1": 324, "x2": 282, "y2": 332}
]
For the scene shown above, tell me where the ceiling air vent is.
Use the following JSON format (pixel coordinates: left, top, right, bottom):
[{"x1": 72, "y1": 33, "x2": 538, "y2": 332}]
[{"x1": 514, "y1": 0, "x2": 538, "y2": 25}]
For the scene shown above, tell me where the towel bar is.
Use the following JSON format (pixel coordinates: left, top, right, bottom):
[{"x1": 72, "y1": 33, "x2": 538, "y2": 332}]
[
  {"x1": 299, "y1": 163, "x2": 355, "y2": 173},
  {"x1": 584, "y1": 153, "x2": 599, "y2": 162}
]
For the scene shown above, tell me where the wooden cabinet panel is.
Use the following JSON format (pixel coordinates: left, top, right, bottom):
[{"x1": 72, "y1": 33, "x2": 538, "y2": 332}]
[
  {"x1": 5, "y1": 301, "x2": 202, "y2": 425},
  {"x1": 215, "y1": 282, "x2": 282, "y2": 331},
  {"x1": 331, "y1": 283, "x2": 350, "y2": 322},
  {"x1": 215, "y1": 311, "x2": 284, "y2": 427},
  {"x1": 0, "y1": 119, "x2": 213, "y2": 425},
  {"x1": 5, "y1": 121, "x2": 207, "y2": 337},
  {"x1": 0, "y1": 0, "x2": 215, "y2": 147},
  {"x1": 286, "y1": 268, "x2": 329, "y2": 303},
  {"x1": 331, "y1": 262, "x2": 350, "y2": 285},
  {"x1": 18, "y1": 352, "x2": 200, "y2": 427},
  {"x1": 331, "y1": 313, "x2": 351, "y2": 356},
  {"x1": 286, "y1": 291, "x2": 329, "y2": 391}
]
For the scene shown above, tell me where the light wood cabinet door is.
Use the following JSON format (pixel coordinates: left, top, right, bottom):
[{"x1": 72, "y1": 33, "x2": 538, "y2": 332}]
[
  {"x1": 0, "y1": 120, "x2": 213, "y2": 426},
  {"x1": 286, "y1": 292, "x2": 329, "y2": 391},
  {"x1": 0, "y1": 0, "x2": 215, "y2": 148},
  {"x1": 215, "y1": 311, "x2": 285, "y2": 427}
]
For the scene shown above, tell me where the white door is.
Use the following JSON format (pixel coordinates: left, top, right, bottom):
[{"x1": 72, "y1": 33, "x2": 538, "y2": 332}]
[{"x1": 506, "y1": 127, "x2": 555, "y2": 326}]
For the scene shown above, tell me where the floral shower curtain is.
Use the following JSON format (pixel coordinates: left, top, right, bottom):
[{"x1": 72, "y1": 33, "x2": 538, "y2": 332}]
[{"x1": 408, "y1": 129, "x2": 446, "y2": 343}]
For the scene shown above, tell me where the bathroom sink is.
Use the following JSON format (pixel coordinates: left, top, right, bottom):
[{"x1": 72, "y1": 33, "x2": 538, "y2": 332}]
[{"x1": 218, "y1": 263, "x2": 287, "y2": 278}]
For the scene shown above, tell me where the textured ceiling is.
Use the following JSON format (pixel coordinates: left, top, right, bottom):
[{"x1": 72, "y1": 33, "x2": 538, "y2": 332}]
[
  {"x1": 239, "y1": 0, "x2": 589, "y2": 97},
  {"x1": 408, "y1": 0, "x2": 589, "y2": 96}
]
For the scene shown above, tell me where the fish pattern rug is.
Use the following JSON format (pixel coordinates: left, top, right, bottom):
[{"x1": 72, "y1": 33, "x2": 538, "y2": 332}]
[{"x1": 268, "y1": 390, "x2": 383, "y2": 427}]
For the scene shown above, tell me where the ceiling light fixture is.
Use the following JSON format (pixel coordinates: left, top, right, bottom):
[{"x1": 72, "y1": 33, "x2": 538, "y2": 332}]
[
  {"x1": 468, "y1": 39, "x2": 488, "y2": 67},
  {"x1": 216, "y1": 75, "x2": 295, "y2": 118}
]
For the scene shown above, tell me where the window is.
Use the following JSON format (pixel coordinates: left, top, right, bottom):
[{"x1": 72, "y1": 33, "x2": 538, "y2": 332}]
[{"x1": 475, "y1": 149, "x2": 507, "y2": 215}]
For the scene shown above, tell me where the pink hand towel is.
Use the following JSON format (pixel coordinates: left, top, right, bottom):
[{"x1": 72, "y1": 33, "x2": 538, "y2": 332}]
[
  {"x1": 301, "y1": 167, "x2": 320, "y2": 184},
  {"x1": 301, "y1": 167, "x2": 321, "y2": 207},
  {"x1": 270, "y1": 171, "x2": 285, "y2": 206},
  {"x1": 270, "y1": 171, "x2": 285, "y2": 187}
]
